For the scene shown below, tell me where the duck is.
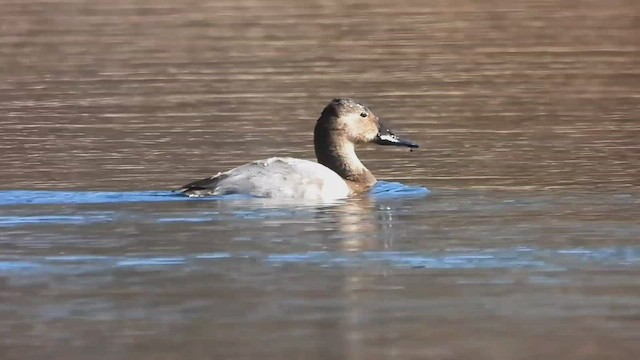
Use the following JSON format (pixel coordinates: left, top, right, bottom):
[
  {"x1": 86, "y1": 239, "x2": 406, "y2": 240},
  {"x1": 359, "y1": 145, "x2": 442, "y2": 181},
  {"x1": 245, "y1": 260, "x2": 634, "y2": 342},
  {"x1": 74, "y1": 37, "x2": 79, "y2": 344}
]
[{"x1": 176, "y1": 98, "x2": 418, "y2": 201}]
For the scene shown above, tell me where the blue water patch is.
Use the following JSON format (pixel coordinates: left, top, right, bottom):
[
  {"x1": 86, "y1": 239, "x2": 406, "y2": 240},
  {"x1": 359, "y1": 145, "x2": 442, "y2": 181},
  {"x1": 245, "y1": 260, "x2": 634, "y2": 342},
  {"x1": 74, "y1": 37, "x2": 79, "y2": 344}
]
[
  {"x1": 0, "y1": 214, "x2": 114, "y2": 226},
  {"x1": 0, "y1": 190, "x2": 242, "y2": 206},
  {"x1": 371, "y1": 181, "x2": 430, "y2": 199},
  {"x1": 0, "y1": 260, "x2": 41, "y2": 271},
  {"x1": 116, "y1": 257, "x2": 186, "y2": 267},
  {"x1": 0, "y1": 182, "x2": 428, "y2": 207},
  {"x1": 156, "y1": 216, "x2": 218, "y2": 223},
  {"x1": 195, "y1": 252, "x2": 234, "y2": 260}
]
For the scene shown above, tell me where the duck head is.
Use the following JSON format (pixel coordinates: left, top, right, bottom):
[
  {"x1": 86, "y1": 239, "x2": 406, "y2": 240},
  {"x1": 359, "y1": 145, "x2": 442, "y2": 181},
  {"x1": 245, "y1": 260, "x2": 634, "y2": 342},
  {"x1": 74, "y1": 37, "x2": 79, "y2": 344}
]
[{"x1": 315, "y1": 98, "x2": 419, "y2": 149}]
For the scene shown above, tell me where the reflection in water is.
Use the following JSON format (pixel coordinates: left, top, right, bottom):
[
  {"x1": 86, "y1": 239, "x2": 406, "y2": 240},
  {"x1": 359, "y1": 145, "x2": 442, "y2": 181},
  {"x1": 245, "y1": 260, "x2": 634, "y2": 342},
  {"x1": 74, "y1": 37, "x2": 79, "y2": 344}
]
[
  {"x1": 337, "y1": 199, "x2": 378, "y2": 251},
  {"x1": 1, "y1": 0, "x2": 639, "y2": 359}
]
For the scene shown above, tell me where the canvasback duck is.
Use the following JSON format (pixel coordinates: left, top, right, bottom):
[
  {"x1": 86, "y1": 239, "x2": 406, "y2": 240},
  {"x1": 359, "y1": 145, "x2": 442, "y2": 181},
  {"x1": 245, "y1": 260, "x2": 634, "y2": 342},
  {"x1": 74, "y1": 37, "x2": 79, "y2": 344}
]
[{"x1": 176, "y1": 98, "x2": 418, "y2": 201}]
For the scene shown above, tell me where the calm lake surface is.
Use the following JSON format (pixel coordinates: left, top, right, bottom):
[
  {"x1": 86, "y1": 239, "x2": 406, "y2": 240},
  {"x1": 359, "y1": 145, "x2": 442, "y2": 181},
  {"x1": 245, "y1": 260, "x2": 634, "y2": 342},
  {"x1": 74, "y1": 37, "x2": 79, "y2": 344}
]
[{"x1": 1, "y1": 0, "x2": 639, "y2": 359}]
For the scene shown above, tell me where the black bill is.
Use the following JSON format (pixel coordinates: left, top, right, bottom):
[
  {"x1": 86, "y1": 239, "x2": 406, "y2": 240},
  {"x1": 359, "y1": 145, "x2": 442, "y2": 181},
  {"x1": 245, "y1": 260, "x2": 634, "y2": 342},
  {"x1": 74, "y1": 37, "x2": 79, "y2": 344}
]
[{"x1": 374, "y1": 128, "x2": 419, "y2": 148}]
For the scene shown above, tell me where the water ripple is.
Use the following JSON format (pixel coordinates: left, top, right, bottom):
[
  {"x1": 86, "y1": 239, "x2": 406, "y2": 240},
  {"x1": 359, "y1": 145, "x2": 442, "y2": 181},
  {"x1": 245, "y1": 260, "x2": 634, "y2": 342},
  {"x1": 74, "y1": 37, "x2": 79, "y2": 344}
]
[{"x1": 1, "y1": 247, "x2": 638, "y2": 278}]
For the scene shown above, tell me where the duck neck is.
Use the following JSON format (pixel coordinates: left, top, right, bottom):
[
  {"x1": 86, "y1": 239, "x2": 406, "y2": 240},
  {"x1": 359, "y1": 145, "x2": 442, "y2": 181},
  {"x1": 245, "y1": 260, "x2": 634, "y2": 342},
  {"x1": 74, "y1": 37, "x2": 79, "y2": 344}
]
[{"x1": 314, "y1": 131, "x2": 377, "y2": 191}]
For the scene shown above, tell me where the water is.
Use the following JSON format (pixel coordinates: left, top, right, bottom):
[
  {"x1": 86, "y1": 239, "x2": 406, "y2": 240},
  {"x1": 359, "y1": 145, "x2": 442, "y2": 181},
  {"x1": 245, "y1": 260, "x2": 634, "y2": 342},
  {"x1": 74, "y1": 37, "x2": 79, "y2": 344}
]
[{"x1": 1, "y1": 0, "x2": 639, "y2": 359}]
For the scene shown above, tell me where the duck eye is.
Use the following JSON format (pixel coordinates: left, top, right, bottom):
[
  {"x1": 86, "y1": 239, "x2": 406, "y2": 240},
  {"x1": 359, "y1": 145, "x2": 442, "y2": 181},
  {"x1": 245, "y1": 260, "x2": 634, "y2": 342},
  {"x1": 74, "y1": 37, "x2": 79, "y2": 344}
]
[{"x1": 360, "y1": 112, "x2": 368, "y2": 118}]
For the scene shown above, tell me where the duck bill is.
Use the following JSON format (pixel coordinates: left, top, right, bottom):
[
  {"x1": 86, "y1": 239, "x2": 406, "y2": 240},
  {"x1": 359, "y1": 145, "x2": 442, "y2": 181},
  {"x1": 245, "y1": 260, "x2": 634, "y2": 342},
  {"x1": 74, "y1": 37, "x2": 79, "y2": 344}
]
[{"x1": 374, "y1": 129, "x2": 419, "y2": 148}]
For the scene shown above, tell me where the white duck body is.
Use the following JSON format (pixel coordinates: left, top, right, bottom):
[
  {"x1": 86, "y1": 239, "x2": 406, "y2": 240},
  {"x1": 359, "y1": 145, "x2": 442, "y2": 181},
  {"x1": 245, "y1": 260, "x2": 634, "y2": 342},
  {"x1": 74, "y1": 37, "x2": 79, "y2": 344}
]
[{"x1": 183, "y1": 157, "x2": 350, "y2": 201}]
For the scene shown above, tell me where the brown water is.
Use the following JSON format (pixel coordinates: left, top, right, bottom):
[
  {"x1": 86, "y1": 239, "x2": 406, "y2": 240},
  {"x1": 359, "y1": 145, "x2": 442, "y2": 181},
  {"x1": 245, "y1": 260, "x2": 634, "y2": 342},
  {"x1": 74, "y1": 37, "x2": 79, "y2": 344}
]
[{"x1": 1, "y1": 0, "x2": 639, "y2": 359}]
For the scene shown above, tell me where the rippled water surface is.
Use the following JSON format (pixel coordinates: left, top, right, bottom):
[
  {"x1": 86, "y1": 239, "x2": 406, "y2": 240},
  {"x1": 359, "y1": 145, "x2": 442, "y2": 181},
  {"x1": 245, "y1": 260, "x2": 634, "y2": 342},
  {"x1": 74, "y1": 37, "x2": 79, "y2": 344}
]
[{"x1": 1, "y1": 0, "x2": 639, "y2": 359}]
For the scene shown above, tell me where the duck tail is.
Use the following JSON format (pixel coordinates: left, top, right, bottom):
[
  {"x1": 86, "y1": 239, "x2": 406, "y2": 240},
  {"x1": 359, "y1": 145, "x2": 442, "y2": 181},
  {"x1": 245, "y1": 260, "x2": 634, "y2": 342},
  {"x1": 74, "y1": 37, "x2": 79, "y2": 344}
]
[{"x1": 174, "y1": 172, "x2": 228, "y2": 197}]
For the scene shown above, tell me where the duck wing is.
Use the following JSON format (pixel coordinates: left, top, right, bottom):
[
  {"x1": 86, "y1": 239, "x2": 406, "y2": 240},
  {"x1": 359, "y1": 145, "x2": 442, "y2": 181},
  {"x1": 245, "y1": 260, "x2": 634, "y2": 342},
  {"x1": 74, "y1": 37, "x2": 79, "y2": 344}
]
[{"x1": 174, "y1": 172, "x2": 229, "y2": 197}]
